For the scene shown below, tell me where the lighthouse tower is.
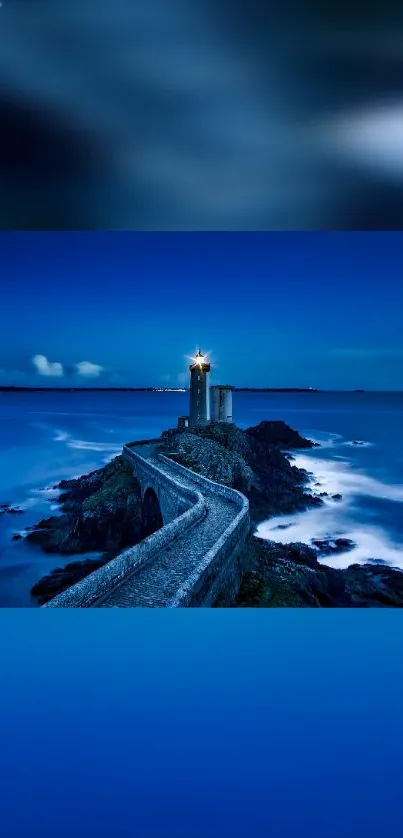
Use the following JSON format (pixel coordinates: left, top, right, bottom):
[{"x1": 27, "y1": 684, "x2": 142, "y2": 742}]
[{"x1": 189, "y1": 349, "x2": 211, "y2": 427}]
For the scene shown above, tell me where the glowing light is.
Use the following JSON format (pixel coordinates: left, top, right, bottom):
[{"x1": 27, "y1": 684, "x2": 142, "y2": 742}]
[
  {"x1": 192, "y1": 350, "x2": 209, "y2": 367},
  {"x1": 186, "y1": 348, "x2": 212, "y2": 368}
]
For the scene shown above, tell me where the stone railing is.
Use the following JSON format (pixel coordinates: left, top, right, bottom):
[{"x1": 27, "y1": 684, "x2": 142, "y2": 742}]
[
  {"x1": 44, "y1": 439, "x2": 250, "y2": 608},
  {"x1": 44, "y1": 447, "x2": 205, "y2": 608},
  {"x1": 157, "y1": 454, "x2": 250, "y2": 607}
]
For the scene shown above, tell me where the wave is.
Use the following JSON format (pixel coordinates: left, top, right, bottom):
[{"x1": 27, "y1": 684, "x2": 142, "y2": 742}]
[
  {"x1": 257, "y1": 450, "x2": 403, "y2": 568},
  {"x1": 300, "y1": 433, "x2": 373, "y2": 451},
  {"x1": 66, "y1": 439, "x2": 123, "y2": 453},
  {"x1": 10, "y1": 528, "x2": 30, "y2": 540},
  {"x1": 53, "y1": 430, "x2": 70, "y2": 442},
  {"x1": 257, "y1": 508, "x2": 403, "y2": 570},
  {"x1": 320, "y1": 528, "x2": 403, "y2": 570},
  {"x1": 29, "y1": 486, "x2": 62, "y2": 500},
  {"x1": 293, "y1": 453, "x2": 403, "y2": 504},
  {"x1": 342, "y1": 439, "x2": 374, "y2": 448},
  {"x1": 306, "y1": 432, "x2": 344, "y2": 449}
]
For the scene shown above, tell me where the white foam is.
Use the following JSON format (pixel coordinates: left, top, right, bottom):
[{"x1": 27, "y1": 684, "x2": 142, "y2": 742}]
[
  {"x1": 11, "y1": 529, "x2": 29, "y2": 539},
  {"x1": 257, "y1": 450, "x2": 403, "y2": 569},
  {"x1": 257, "y1": 507, "x2": 403, "y2": 569},
  {"x1": 67, "y1": 439, "x2": 122, "y2": 453},
  {"x1": 293, "y1": 453, "x2": 403, "y2": 504},
  {"x1": 307, "y1": 432, "x2": 343, "y2": 449},
  {"x1": 54, "y1": 430, "x2": 70, "y2": 442},
  {"x1": 319, "y1": 528, "x2": 403, "y2": 570},
  {"x1": 102, "y1": 452, "x2": 121, "y2": 464}
]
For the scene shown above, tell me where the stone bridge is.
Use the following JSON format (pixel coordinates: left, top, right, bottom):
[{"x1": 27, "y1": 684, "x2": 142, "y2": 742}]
[{"x1": 45, "y1": 439, "x2": 250, "y2": 608}]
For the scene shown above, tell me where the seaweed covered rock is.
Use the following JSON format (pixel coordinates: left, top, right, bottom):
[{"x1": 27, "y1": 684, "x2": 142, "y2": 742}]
[
  {"x1": 161, "y1": 431, "x2": 257, "y2": 492},
  {"x1": 27, "y1": 456, "x2": 142, "y2": 555},
  {"x1": 235, "y1": 537, "x2": 403, "y2": 608}
]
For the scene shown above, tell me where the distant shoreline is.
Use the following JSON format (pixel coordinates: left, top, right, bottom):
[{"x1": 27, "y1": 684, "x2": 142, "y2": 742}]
[{"x1": 0, "y1": 386, "x2": 371, "y2": 393}]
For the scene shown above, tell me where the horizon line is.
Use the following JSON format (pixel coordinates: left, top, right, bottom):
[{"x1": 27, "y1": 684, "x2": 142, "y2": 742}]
[{"x1": 1, "y1": 386, "x2": 402, "y2": 393}]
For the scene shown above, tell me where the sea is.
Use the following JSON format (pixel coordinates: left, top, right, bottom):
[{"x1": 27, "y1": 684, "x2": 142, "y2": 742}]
[{"x1": 1, "y1": 390, "x2": 403, "y2": 607}]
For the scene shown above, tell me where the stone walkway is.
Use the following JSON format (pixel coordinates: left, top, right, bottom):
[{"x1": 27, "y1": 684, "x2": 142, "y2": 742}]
[{"x1": 95, "y1": 444, "x2": 240, "y2": 608}]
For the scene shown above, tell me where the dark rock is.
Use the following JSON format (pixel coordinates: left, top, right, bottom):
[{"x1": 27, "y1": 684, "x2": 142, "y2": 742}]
[
  {"x1": 161, "y1": 421, "x2": 322, "y2": 526},
  {"x1": 311, "y1": 537, "x2": 355, "y2": 555},
  {"x1": 12, "y1": 533, "x2": 23, "y2": 541},
  {"x1": 0, "y1": 503, "x2": 24, "y2": 515},
  {"x1": 331, "y1": 494, "x2": 342, "y2": 501},
  {"x1": 335, "y1": 538, "x2": 354, "y2": 549},
  {"x1": 343, "y1": 564, "x2": 403, "y2": 607},
  {"x1": 235, "y1": 537, "x2": 403, "y2": 608},
  {"x1": 245, "y1": 420, "x2": 317, "y2": 450},
  {"x1": 29, "y1": 456, "x2": 147, "y2": 602},
  {"x1": 234, "y1": 537, "x2": 341, "y2": 607},
  {"x1": 312, "y1": 539, "x2": 329, "y2": 551},
  {"x1": 27, "y1": 455, "x2": 143, "y2": 555},
  {"x1": 31, "y1": 557, "x2": 107, "y2": 605}
]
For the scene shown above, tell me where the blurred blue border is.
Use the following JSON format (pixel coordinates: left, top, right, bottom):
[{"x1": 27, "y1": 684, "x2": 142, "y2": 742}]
[{"x1": 1, "y1": 610, "x2": 401, "y2": 837}]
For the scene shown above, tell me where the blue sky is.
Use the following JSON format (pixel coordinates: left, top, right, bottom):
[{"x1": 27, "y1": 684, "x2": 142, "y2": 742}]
[{"x1": 1, "y1": 232, "x2": 402, "y2": 389}]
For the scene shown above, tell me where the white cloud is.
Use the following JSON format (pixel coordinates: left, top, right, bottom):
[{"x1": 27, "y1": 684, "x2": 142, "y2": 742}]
[
  {"x1": 76, "y1": 360, "x2": 103, "y2": 377},
  {"x1": 32, "y1": 355, "x2": 64, "y2": 376}
]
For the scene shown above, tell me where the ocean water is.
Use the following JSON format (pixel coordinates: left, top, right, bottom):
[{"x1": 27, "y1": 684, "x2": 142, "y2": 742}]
[{"x1": 0, "y1": 390, "x2": 402, "y2": 606}]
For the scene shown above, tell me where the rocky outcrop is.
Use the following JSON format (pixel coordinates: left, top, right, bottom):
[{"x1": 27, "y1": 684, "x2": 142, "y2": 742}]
[
  {"x1": 161, "y1": 420, "x2": 321, "y2": 525},
  {"x1": 235, "y1": 537, "x2": 403, "y2": 608},
  {"x1": 31, "y1": 557, "x2": 107, "y2": 606},
  {"x1": 27, "y1": 456, "x2": 142, "y2": 556},
  {"x1": 245, "y1": 419, "x2": 317, "y2": 451},
  {"x1": 28, "y1": 456, "x2": 144, "y2": 604},
  {"x1": 0, "y1": 503, "x2": 24, "y2": 515},
  {"x1": 161, "y1": 431, "x2": 257, "y2": 492}
]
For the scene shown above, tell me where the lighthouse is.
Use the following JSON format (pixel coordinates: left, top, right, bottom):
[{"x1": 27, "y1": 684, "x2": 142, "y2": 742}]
[{"x1": 189, "y1": 349, "x2": 211, "y2": 427}]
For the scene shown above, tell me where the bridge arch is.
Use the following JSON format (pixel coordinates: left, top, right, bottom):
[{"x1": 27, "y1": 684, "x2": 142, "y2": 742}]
[{"x1": 141, "y1": 486, "x2": 163, "y2": 538}]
